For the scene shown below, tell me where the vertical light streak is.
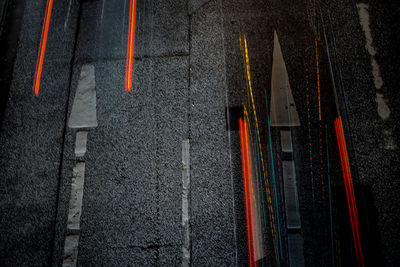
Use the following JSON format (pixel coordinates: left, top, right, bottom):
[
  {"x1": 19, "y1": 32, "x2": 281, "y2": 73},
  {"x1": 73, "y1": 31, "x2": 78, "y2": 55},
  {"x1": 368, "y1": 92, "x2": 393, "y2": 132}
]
[
  {"x1": 244, "y1": 118, "x2": 258, "y2": 267},
  {"x1": 325, "y1": 124, "x2": 335, "y2": 267},
  {"x1": 239, "y1": 118, "x2": 255, "y2": 267},
  {"x1": 125, "y1": 0, "x2": 137, "y2": 92},
  {"x1": 32, "y1": 0, "x2": 54, "y2": 96},
  {"x1": 242, "y1": 36, "x2": 281, "y2": 261},
  {"x1": 334, "y1": 117, "x2": 364, "y2": 267},
  {"x1": 315, "y1": 38, "x2": 321, "y2": 121}
]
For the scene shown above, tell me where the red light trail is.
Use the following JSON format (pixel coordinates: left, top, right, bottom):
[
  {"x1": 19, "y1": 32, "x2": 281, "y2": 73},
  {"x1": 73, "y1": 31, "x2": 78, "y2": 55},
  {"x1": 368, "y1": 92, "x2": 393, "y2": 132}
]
[
  {"x1": 239, "y1": 118, "x2": 258, "y2": 267},
  {"x1": 334, "y1": 117, "x2": 364, "y2": 267},
  {"x1": 125, "y1": 0, "x2": 137, "y2": 92},
  {"x1": 32, "y1": 0, "x2": 54, "y2": 96}
]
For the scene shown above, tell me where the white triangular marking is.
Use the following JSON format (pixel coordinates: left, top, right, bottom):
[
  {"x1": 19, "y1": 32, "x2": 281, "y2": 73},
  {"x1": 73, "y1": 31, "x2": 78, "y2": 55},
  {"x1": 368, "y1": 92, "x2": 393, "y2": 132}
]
[
  {"x1": 68, "y1": 64, "x2": 98, "y2": 128},
  {"x1": 270, "y1": 31, "x2": 300, "y2": 127}
]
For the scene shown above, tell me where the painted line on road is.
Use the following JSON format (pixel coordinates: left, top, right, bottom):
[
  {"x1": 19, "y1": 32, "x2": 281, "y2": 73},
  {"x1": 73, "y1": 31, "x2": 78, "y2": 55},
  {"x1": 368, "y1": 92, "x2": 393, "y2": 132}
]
[
  {"x1": 182, "y1": 139, "x2": 191, "y2": 267},
  {"x1": 68, "y1": 64, "x2": 98, "y2": 128},
  {"x1": 356, "y1": 3, "x2": 396, "y2": 150},
  {"x1": 67, "y1": 162, "x2": 86, "y2": 231},
  {"x1": 75, "y1": 131, "x2": 88, "y2": 157},
  {"x1": 63, "y1": 64, "x2": 97, "y2": 266},
  {"x1": 63, "y1": 234, "x2": 79, "y2": 267}
]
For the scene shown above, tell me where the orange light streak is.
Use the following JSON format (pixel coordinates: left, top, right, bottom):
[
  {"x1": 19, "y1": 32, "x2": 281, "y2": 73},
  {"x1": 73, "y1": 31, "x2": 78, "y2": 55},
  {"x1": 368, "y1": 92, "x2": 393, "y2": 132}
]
[
  {"x1": 239, "y1": 118, "x2": 254, "y2": 267},
  {"x1": 334, "y1": 117, "x2": 364, "y2": 267},
  {"x1": 32, "y1": 0, "x2": 54, "y2": 96},
  {"x1": 239, "y1": 118, "x2": 259, "y2": 267},
  {"x1": 125, "y1": 0, "x2": 137, "y2": 92}
]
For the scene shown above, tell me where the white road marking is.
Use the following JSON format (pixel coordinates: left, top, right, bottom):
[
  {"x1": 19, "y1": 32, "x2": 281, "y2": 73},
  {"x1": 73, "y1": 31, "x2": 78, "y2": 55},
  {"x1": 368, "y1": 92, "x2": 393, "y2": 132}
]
[
  {"x1": 75, "y1": 131, "x2": 88, "y2": 157},
  {"x1": 63, "y1": 64, "x2": 98, "y2": 265},
  {"x1": 67, "y1": 162, "x2": 86, "y2": 230},
  {"x1": 282, "y1": 161, "x2": 301, "y2": 229},
  {"x1": 182, "y1": 139, "x2": 190, "y2": 267},
  {"x1": 62, "y1": 234, "x2": 79, "y2": 267},
  {"x1": 357, "y1": 3, "x2": 396, "y2": 149},
  {"x1": 288, "y1": 234, "x2": 305, "y2": 266},
  {"x1": 68, "y1": 64, "x2": 98, "y2": 128},
  {"x1": 270, "y1": 31, "x2": 300, "y2": 127},
  {"x1": 280, "y1": 130, "x2": 293, "y2": 152},
  {"x1": 357, "y1": 3, "x2": 390, "y2": 120}
]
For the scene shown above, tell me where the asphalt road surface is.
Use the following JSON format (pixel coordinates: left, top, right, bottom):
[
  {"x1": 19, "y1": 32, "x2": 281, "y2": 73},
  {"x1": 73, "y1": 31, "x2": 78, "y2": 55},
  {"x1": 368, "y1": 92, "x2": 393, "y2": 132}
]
[{"x1": 0, "y1": 0, "x2": 399, "y2": 266}]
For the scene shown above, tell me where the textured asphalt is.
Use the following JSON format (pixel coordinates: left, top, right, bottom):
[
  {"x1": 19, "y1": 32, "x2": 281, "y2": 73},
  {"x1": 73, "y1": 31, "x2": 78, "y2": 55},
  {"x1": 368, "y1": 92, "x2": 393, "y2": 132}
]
[{"x1": 0, "y1": 0, "x2": 399, "y2": 266}]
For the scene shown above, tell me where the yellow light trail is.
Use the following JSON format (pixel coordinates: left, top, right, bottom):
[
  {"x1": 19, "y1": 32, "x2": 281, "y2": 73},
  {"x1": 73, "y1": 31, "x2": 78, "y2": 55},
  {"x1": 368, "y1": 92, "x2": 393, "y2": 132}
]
[{"x1": 241, "y1": 35, "x2": 277, "y2": 254}]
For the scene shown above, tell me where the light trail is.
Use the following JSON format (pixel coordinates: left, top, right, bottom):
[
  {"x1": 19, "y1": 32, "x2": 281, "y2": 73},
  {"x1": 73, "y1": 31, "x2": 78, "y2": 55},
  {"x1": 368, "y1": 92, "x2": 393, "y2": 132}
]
[
  {"x1": 125, "y1": 0, "x2": 137, "y2": 92},
  {"x1": 315, "y1": 38, "x2": 321, "y2": 121},
  {"x1": 32, "y1": 0, "x2": 54, "y2": 96},
  {"x1": 334, "y1": 117, "x2": 364, "y2": 267},
  {"x1": 239, "y1": 118, "x2": 255, "y2": 267},
  {"x1": 325, "y1": 124, "x2": 335, "y2": 267},
  {"x1": 242, "y1": 35, "x2": 282, "y2": 262}
]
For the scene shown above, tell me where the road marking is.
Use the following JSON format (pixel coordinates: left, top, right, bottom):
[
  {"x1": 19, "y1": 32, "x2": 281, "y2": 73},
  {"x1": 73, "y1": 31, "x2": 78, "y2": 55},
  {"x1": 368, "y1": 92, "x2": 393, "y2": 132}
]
[
  {"x1": 62, "y1": 234, "x2": 79, "y2": 267},
  {"x1": 182, "y1": 139, "x2": 190, "y2": 267},
  {"x1": 357, "y1": 3, "x2": 390, "y2": 119},
  {"x1": 282, "y1": 161, "x2": 301, "y2": 229},
  {"x1": 270, "y1": 31, "x2": 300, "y2": 127},
  {"x1": 356, "y1": 3, "x2": 396, "y2": 150},
  {"x1": 63, "y1": 64, "x2": 97, "y2": 265},
  {"x1": 32, "y1": 0, "x2": 54, "y2": 96},
  {"x1": 75, "y1": 131, "x2": 88, "y2": 157},
  {"x1": 280, "y1": 130, "x2": 293, "y2": 153},
  {"x1": 288, "y1": 234, "x2": 305, "y2": 266},
  {"x1": 68, "y1": 64, "x2": 98, "y2": 128},
  {"x1": 67, "y1": 162, "x2": 86, "y2": 230}
]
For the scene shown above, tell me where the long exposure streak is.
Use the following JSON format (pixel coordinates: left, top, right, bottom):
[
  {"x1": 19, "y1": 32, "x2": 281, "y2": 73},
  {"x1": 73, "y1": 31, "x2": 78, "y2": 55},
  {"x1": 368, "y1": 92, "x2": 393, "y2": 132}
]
[
  {"x1": 242, "y1": 36, "x2": 280, "y2": 260},
  {"x1": 315, "y1": 38, "x2": 321, "y2": 120},
  {"x1": 239, "y1": 118, "x2": 256, "y2": 267},
  {"x1": 32, "y1": 0, "x2": 54, "y2": 96},
  {"x1": 125, "y1": 0, "x2": 137, "y2": 92},
  {"x1": 334, "y1": 117, "x2": 364, "y2": 267}
]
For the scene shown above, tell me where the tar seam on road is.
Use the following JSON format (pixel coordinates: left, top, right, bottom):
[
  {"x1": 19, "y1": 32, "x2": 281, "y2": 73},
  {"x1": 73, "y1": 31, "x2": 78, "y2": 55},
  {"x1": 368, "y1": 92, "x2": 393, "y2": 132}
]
[
  {"x1": 218, "y1": 0, "x2": 238, "y2": 265},
  {"x1": 182, "y1": 139, "x2": 191, "y2": 267},
  {"x1": 51, "y1": 1, "x2": 82, "y2": 265}
]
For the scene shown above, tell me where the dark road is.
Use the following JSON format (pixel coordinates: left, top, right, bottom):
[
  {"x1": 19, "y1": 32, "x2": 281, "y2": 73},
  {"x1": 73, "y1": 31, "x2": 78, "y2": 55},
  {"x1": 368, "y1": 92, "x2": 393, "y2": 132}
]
[{"x1": 0, "y1": 0, "x2": 399, "y2": 266}]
